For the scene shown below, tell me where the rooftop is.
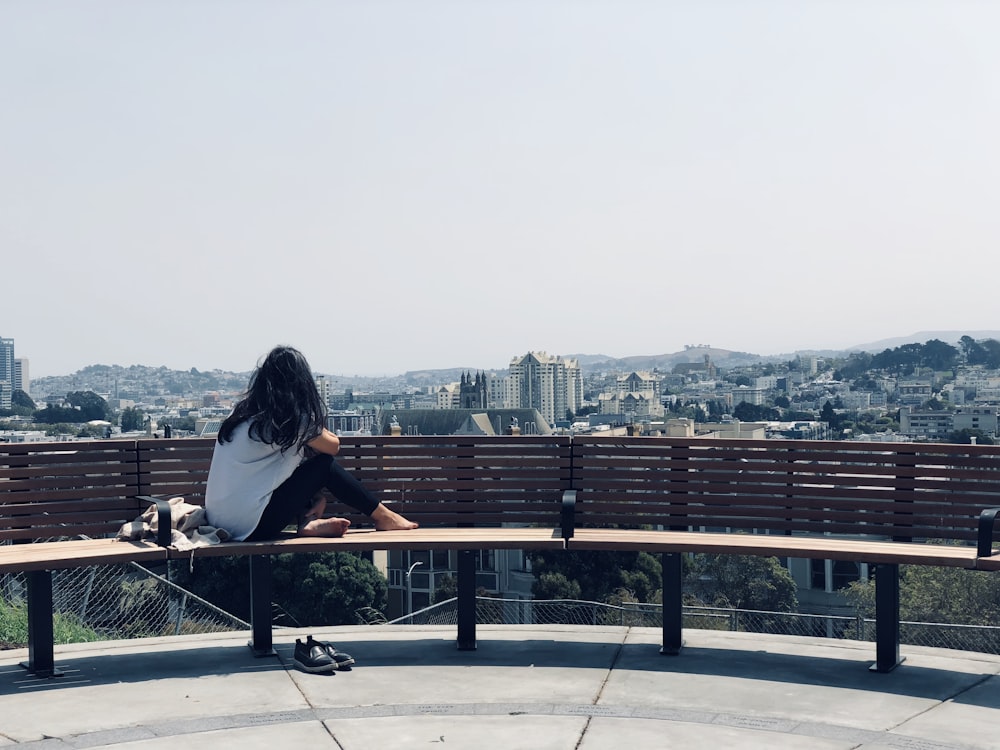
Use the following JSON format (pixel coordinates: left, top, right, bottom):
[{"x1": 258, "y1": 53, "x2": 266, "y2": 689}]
[{"x1": 3, "y1": 625, "x2": 999, "y2": 749}]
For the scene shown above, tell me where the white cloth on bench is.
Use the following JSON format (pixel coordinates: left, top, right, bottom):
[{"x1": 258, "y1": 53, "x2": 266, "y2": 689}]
[{"x1": 117, "y1": 496, "x2": 231, "y2": 550}]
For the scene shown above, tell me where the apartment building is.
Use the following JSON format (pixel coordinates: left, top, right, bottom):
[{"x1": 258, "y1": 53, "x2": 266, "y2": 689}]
[
  {"x1": 14, "y1": 358, "x2": 28, "y2": 396},
  {"x1": 506, "y1": 352, "x2": 583, "y2": 425},
  {"x1": 953, "y1": 406, "x2": 999, "y2": 436},
  {"x1": 0, "y1": 337, "x2": 15, "y2": 409},
  {"x1": 598, "y1": 371, "x2": 665, "y2": 420},
  {"x1": 899, "y1": 405, "x2": 999, "y2": 439},
  {"x1": 897, "y1": 379, "x2": 933, "y2": 405}
]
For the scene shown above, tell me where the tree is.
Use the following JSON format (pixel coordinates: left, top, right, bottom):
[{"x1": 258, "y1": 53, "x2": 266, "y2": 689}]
[
  {"x1": 947, "y1": 429, "x2": 994, "y2": 445},
  {"x1": 846, "y1": 563, "x2": 1000, "y2": 652},
  {"x1": 959, "y1": 335, "x2": 985, "y2": 365},
  {"x1": 172, "y1": 552, "x2": 388, "y2": 625},
  {"x1": 433, "y1": 574, "x2": 458, "y2": 603},
  {"x1": 733, "y1": 402, "x2": 779, "y2": 421},
  {"x1": 11, "y1": 389, "x2": 35, "y2": 412},
  {"x1": 531, "y1": 550, "x2": 662, "y2": 603},
  {"x1": 34, "y1": 404, "x2": 86, "y2": 423},
  {"x1": 120, "y1": 406, "x2": 146, "y2": 432},
  {"x1": 980, "y1": 339, "x2": 1000, "y2": 369},
  {"x1": 686, "y1": 554, "x2": 798, "y2": 612},
  {"x1": 870, "y1": 340, "x2": 959, "y2": 374},
  {"x1": 533, "y1": 571, "x2": 581, "y2": 600},
  {"x1": 922, "y1": 339, "x2": 960, "y2": 371},
  {"x1": 833, "y1": 352, "x2": 874, "y2": 381},
  {"x1": 0, "y1": 391, "x2": 36, "y2": 418},
  {"x1": 66, "y1": 391, "x2": 111, "y2": 421},
  {"x1": 819, "y1": 401, "x2": 839, "y2": 429}
]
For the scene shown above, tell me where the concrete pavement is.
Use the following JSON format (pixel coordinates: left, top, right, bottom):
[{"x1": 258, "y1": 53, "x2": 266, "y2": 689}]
[{"x1": 2, "y1": 625, "x2": 1000, "y2": 749}]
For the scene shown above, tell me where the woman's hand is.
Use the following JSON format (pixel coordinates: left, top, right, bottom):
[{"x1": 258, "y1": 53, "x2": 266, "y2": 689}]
[{"x1": 307, "y1": 428, "x2": 341, "y2": 456}]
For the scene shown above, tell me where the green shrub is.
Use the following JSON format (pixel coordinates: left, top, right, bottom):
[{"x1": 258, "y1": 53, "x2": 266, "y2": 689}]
[{"x1": 0, "y1": 599, "x2": 103, "y2": 648}]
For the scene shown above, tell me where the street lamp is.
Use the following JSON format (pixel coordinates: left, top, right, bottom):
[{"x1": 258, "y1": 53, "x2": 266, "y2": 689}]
[{"x1": 405, "y1": 561, "x2": 424, "y2": 619}]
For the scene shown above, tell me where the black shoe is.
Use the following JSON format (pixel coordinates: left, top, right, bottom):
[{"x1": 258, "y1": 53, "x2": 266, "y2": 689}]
[
  {"x1": 293, "y1": 637, "x2": 337, "y2": 674},
  {"x1": 307, "y1": 635, "x2": 355, "y2": 670}
]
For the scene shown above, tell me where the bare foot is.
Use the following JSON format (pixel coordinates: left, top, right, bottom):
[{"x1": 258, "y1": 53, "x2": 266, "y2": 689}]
[
  {"x1": 298, "y1": 516, "x2": 351, "y2": 537},
  {"x1": 371, "y1": 504, "x2": 418, "y2": 531}
]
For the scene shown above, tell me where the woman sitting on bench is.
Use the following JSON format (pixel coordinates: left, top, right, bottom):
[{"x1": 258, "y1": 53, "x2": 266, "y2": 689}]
[{"x1": 206, "y1": 345, "x2": 417, "y2": 541}]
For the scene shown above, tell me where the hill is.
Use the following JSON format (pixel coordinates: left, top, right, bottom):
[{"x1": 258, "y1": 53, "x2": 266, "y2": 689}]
[
  {"x1": 849, "y1": 330, "x2": 1000, "y2": 353},
  {"x1": 564, "y1": 347, "x2": 771, "y2": 373}
]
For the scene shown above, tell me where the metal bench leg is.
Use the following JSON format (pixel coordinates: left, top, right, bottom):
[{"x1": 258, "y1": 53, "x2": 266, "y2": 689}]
[
  {"x1": 457, "y1": 549, "x2": 477, "y2": 650},
  {"x1": 21, "y1": 570, "x2": 62, "y2": 678},
  {"x1": 872, "y1": 563, "x2": 904, "y2": 673},
  {"x1": 248, "y1": 555, "x2": 276, "y2": 657},
  {"x1": 661, "y1": 552, "x2": 683, "y2": 655}
]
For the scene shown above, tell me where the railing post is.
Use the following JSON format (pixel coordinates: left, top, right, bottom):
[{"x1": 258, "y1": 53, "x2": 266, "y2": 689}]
[{"x1": 454, "y1": 434, "x2": 480, "y2": 650}]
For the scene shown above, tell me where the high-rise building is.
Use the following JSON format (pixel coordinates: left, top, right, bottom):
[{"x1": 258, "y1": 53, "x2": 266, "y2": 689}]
[
  {"x1": 0, "y1": 337, "x2": 14, "y2": 409},
  {"x1": 0, "y1": 337, "x2": 13, "y2": 385},
  {"x1": 507, "y1": 352, "x2": 582, "y2": 425},
  {"x1": 15, "y1": 358, "x2": 28, "y2": 395},
  {"x1": 315, "y1": 374, "x2": 333, "y2": 409}
]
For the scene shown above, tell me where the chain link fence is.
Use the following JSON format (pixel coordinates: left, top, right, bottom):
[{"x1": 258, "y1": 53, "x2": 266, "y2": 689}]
[
  {"x1": 390, "y1": 597, "x2": 1000, "y2": 656},
  {"x1": 1, "y1": 562, "x2": 246, "y2": 649},
  {"x1": 4, "y1": 559, "x2": 1000, "y2": 657}
]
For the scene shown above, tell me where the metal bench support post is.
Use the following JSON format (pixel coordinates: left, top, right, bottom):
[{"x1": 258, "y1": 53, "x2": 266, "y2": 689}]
[
  {"x1": 248, "y1": 555, "x2": 276, "y2": 657},
  {"x1": 457, "y1": 549, "x2": 477, "y2": 650},
  {"x1": 21, "y1": 570, "x2": 62, "y2": 678},
  {"x1": 661, "y1": 552, "x2": 683, "y2": 655},
  {"x1": 872, "y1": 563, "x2": 903, "y2": 673}
]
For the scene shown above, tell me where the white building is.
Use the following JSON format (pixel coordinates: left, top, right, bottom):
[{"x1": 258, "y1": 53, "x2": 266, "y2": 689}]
[
  {"x1": 952, "y1": 407, "x2": 998, "y2": 437},
  {"x1": 598, "y1": 371, "x2": 665, "y2": 420},
  {"x1": 0, "y1": 337, "x2": 14, "y2": 409},
  {"x1": 506, "y1": 352, "x2": 583, "y2": 425},
  {"x1": 436, "y1": 383, "x2": 461, "y2": 409}
]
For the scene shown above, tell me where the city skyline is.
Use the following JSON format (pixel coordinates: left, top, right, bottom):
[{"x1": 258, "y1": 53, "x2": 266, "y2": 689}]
[
  {"x1": 4, "y1": 2, "x2": 999, "y2": 378},
  {"x1": 18, "y1": 328, "x2": 1000, "y2": 385}
]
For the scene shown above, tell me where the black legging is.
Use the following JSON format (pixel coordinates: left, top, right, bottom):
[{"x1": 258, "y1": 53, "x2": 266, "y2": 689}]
[{"x1": 246, "y1": 454, "x2": 381, "y2": 541}]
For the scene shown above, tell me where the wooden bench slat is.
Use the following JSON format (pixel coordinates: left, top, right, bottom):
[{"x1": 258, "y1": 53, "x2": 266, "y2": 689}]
[
  {"x1": 567, "y1": 528, "x2": 981, "y2": 567},
  {"x1": 0, "y1": 538, "x2": 166, "y2": 573},
  {"x1": 170, "y1": 527, "x2": 566, "y2": 560}
]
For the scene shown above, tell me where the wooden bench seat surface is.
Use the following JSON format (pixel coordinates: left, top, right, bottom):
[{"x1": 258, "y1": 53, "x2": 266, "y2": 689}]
[
  {"x1": 167, "y1": 526, "x2": 567, "y2": 559},
  {"x1": 0, "y1": 538, "x2": 167, "y2": 573},
  {"x1": 566, "y1": 527, "x2": 981, "y2": 567}
]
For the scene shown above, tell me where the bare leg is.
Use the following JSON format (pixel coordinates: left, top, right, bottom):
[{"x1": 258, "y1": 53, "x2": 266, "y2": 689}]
[{"x1": 371, "y1": 503, "x2": 418, "y2": 531}]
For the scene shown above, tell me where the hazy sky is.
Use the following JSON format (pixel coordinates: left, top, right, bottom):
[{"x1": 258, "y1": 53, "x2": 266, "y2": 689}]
[{"x1": 4, "y1": 1, "x2": 998, "y2": 377}]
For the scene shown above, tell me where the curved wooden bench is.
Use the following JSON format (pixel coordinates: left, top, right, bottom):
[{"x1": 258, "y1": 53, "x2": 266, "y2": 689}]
[
  {"x1": 566, "y1": 435, "x2": 1000, "y2": 672},
  {"x1": 3, "y1": 434, "x2": 998, "y2": 678}
]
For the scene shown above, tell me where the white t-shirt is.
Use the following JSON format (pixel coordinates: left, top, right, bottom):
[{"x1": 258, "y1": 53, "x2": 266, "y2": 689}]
[{"x1": 204, "y1": 420, "x2": 306, "y2": 541}]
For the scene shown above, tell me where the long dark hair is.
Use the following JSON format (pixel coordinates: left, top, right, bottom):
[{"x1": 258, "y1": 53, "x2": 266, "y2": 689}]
[{"x1": 218, "y1": 345, "x2": 326, "y2": 451}]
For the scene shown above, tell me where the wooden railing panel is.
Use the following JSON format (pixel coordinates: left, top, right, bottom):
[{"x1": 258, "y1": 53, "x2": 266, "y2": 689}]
[
  {"x1": 571, "y1": 435, "x2": 1000, "y2": 546},
  {"x1": 0, "y1": 441, "x2": 140, "y2": 542}
]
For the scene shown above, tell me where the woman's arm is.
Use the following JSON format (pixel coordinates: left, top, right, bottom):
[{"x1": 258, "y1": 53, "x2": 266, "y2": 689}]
[{"x1": 307, "y1": 428, "x2": 341, "y2": 456}]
